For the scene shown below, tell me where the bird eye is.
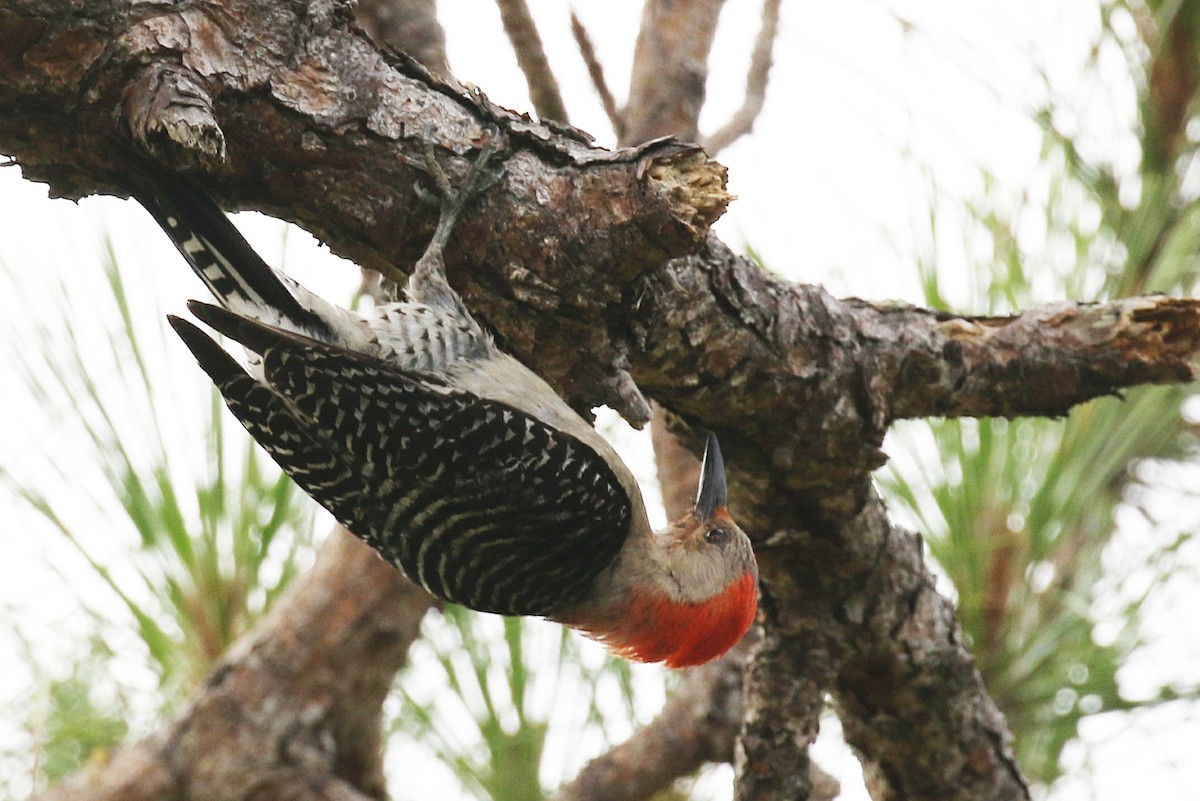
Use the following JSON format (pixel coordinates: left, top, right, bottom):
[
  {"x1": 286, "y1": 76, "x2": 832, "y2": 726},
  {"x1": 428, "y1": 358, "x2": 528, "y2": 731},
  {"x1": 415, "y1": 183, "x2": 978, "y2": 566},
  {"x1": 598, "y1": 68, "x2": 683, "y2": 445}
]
[{"x1": 705, "y1": 527, "x2": 730, "y2": 547}]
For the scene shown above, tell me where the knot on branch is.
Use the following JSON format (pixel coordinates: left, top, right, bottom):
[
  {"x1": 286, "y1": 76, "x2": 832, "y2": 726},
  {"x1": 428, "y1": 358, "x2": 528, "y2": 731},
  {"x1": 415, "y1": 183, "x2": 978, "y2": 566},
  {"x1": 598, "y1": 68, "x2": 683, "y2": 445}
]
[
  {"x1": 641, "y1": 147, "x2": 732, "y2": 238},
  {"x1": 124, "y1": 63, "x2": 225, "y2": 170}
]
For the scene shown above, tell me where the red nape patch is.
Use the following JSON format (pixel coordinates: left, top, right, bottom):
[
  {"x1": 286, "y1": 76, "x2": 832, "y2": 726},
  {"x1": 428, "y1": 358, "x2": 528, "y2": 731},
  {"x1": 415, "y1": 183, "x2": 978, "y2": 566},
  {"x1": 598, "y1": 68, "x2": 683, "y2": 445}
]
[{"x1": 587, "y1": 571, "x2": 758, "y2": 668}]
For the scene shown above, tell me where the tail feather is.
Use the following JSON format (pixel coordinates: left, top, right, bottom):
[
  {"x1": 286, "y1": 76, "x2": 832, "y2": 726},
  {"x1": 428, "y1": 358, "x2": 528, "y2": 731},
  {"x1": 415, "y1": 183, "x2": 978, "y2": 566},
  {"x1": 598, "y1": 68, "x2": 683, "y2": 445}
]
[
  {"x1": 134, "y1": 167, "x2": 331, "y2": 338},
  {"x1": 185, "y1": 300, "x2": 328, "y2": 357},
  {"x1": 167, "y1": 314, "x2": 251, "y2": 386}
]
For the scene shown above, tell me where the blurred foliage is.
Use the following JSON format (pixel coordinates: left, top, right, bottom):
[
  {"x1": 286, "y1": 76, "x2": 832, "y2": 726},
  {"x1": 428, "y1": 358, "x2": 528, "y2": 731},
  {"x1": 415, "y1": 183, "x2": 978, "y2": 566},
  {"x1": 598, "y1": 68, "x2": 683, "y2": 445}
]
[
  {"x1": 882, "y1": 0, "x2": 1200, "y2": 785},
  {"x1": 391, "y1": 608, "x2": 646, "y2": 801},
  {"x1": 0, "y1": 236, "x2": 317, "y2": 792},
  {"x1": 24, "y1": 637, "x2": 130, "y2": 785}
]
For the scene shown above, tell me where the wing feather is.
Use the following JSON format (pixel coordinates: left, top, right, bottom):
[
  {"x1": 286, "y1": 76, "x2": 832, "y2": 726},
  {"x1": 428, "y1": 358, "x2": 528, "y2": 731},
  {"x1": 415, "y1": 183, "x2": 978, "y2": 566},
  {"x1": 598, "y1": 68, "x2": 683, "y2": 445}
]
[{"x1": 171, "y1": 313, "x2": 631, "y2": 616}]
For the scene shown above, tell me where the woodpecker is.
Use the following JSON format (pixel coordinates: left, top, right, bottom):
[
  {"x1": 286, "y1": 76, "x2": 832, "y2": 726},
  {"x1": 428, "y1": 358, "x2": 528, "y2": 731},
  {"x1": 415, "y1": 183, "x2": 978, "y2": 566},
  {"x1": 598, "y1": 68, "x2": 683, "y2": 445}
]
[{"x1": 132, "y1": 135, "x2": 758, "y2": 668}]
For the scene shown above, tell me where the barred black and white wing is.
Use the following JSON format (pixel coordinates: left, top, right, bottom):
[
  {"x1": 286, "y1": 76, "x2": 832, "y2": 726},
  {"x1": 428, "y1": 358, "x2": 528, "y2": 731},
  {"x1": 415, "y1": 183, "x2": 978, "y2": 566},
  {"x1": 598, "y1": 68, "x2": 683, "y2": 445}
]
[
  {"x1": 169, "y1": 318, "x2": 375, "y2": 532},
  {"x1": 171, "y1": 304, "x2": 633, "y2": 616}
]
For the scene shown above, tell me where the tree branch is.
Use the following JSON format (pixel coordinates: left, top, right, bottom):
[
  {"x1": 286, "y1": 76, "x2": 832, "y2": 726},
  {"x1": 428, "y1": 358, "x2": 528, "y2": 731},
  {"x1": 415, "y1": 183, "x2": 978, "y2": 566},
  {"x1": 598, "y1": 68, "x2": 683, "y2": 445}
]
[
  {"x1": 569, "y1": 11, "x2": 624, "y2": 140},
  {"x1": 1, "y1": 0, "x2": 731, "y2": 425},
  {"x1": 354, "y1": 0, "x2": 449, "y2": 79},
  {"x1": 628, "y1": 241, "x2": 1200, "y2": 522},
  {"x1": 625, "y1": 0, "x2": 727, "y2": 143},
  {"x1": 876, "y1": 296, "x2": 1200, "y2": 419},
  {"x1": 553, "y1": 644, "x2": 748, "y2": 801},
  {"x1": 555, "y1": 634, "x2": 841, "y2": 801},
  {"x1": 741, "y1": 496, "x2": 1028, "y2": 801},
  {"x1": 494, "y1": 0, "x2": 569, "y2": 123},
  {"x1": 1143, "y1": 1, "x2": 1200, "y2": 173},
  {"x1": 703, "y1": 0, "x2": 782, "y2": 155}
]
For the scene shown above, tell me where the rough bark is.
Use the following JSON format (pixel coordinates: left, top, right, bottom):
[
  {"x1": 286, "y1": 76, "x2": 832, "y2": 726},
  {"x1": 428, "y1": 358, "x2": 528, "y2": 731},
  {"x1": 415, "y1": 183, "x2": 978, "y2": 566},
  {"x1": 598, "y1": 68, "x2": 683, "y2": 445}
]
[
  {"x1": 0, "y1": 0, "x2": 730, "y2": 423},
  {"x1": 3, "y1": 2, "x2": 1200, "y2": 801},
  {"x1": 555, "y1": 631, "x2": 840, "y2": 801}
]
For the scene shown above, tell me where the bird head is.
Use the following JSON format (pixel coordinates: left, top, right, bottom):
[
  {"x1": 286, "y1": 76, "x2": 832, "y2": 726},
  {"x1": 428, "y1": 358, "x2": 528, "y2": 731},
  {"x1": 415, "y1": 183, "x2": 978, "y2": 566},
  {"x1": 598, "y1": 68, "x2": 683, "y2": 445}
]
[{"x1": 569, "y1": 434, "x2": 759, "y2": 668}]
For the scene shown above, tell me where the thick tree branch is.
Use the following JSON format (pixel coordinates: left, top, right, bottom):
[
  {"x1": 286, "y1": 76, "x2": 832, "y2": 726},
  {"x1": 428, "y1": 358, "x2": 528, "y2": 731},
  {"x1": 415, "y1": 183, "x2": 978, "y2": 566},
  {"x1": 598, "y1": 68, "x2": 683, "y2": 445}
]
[
  {"x1": 877, "y1": 296, "x2": 1200, "y2": 419},
  {"x1": 743, "y1": 495, "x2": 1027, "y2": 801},
  {"x1": 0, "y1": 0, "x2": 730, "y2": 426},
  {"x1": 628, "y1": 241, "x2": 1200, "y2": 523}
]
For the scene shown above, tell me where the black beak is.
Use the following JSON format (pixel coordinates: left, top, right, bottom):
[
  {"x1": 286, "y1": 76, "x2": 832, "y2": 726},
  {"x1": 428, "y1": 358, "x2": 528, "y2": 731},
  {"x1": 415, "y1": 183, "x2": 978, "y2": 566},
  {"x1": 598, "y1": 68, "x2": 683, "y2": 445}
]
[{"x1": 694, "y1": 433, "x2": 728, "y2": 522}]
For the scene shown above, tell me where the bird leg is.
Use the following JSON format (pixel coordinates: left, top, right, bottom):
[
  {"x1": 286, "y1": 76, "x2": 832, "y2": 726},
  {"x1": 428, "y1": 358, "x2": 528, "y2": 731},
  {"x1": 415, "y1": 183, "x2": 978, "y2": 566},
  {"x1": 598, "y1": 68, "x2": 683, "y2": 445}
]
[{"x1": 407, "y1": 125, "x2": 503, "y2": 307}]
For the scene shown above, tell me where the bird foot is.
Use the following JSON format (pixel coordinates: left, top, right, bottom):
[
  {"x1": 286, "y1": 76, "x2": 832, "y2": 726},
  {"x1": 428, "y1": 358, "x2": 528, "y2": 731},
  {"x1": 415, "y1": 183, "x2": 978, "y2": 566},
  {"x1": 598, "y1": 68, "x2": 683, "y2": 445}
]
[
  {"x1": 414, "y1": 123, "x2": 505, "y2": 257},
  {"x1": 405, "y1": 125, "x2": 504, "y2": 309}
]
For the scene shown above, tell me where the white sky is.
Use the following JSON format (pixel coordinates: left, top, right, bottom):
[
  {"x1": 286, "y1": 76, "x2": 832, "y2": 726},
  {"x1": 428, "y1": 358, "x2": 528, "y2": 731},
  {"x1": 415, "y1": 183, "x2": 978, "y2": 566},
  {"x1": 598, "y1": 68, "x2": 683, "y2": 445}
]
[{"x1": 1, "y1": 1, "x2": 1198, "y2": 799}]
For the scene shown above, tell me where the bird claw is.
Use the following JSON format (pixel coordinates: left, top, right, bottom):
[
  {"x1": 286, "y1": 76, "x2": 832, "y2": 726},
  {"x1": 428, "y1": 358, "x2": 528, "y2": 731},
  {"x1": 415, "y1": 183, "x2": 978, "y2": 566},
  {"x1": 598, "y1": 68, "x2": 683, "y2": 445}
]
[
  {"x1": 607, "y1": 349, "x2": 652, "y2": 429},
  {"x1": 411, "y1": 176, "x2": 440, "y2": 209},
  {"x1": 406, "y1": 124, "x2": 504, "y2": 307},
  {"x1": 413, "y1": 123, "x2": 504, "y2": 240}
]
